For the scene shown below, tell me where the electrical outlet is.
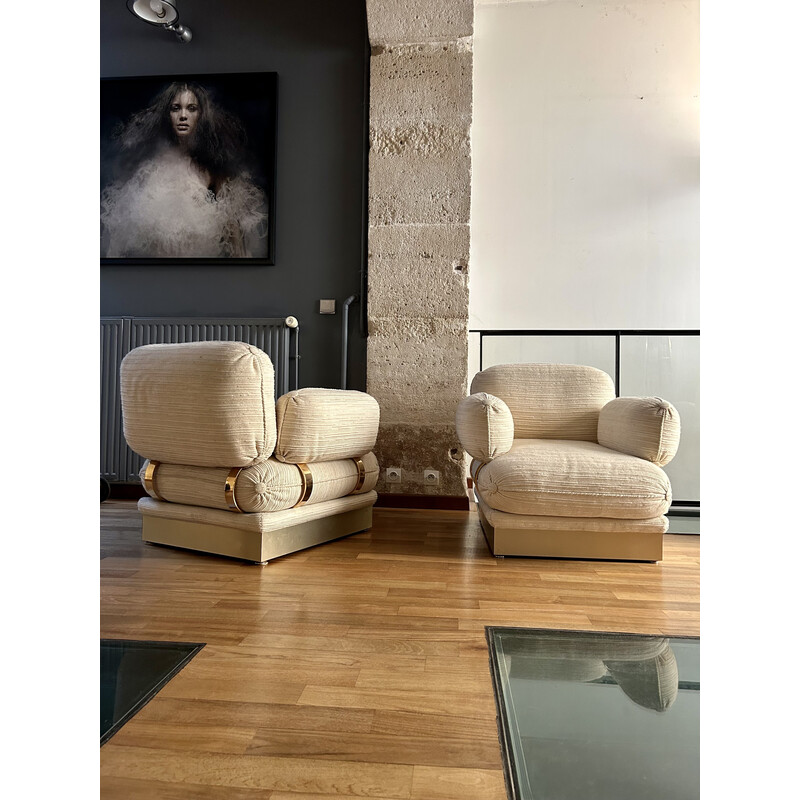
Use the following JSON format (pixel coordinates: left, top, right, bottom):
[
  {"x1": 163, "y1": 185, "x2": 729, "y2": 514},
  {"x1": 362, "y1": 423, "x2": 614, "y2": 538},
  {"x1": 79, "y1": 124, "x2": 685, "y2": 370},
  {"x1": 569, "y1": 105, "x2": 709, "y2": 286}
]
[
  {"x1": 423, "y1": 469, "x2": 440, "y2": 486},
  {"x1": 385, "y1": 467, "x2": 402, "y2": 483}
]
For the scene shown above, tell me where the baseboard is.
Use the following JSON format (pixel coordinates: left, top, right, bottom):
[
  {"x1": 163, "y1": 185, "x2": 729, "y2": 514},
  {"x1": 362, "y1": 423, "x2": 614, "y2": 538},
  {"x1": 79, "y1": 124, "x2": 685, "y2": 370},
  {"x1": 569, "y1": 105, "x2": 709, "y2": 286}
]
[{"x1": 375, "y1": 493, "x2": 470, "y2": 511}]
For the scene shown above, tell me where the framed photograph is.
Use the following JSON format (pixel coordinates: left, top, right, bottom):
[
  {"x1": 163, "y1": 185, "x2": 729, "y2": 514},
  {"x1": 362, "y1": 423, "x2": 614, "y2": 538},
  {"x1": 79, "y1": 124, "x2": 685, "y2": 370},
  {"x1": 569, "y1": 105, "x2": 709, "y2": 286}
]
[{"x1": 101, "y1": 72, "x2": 277, "y2": 265}]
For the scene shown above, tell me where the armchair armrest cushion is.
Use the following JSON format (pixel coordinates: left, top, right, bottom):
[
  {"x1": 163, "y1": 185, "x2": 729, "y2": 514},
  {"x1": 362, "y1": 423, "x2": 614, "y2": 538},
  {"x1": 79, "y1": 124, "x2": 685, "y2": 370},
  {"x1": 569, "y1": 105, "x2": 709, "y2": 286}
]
[
  {"x1": 597, "y1": 397, "x2": 681, "y2": 466},
  {"x1": 456, "y1": 393, "x2": 514, "y2": 461},
  {"x1": 275, "y1": 388, "x2": 380, "y2": 463}
]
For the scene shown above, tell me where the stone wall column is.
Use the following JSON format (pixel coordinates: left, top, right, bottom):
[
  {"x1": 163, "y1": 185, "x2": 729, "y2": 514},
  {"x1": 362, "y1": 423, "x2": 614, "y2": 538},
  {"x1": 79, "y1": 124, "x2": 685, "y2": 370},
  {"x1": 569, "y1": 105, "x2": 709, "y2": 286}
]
[{"x1": 364, "y1": 1, "x2": 473, "y2": 499}]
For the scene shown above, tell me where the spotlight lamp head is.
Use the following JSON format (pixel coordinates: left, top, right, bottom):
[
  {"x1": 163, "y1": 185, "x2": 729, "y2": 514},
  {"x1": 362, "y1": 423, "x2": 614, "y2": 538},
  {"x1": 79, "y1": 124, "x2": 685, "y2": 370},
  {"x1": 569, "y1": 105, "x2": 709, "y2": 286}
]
[{"x1": 126, "y1": 0, "x2": 193, "y2": 43}]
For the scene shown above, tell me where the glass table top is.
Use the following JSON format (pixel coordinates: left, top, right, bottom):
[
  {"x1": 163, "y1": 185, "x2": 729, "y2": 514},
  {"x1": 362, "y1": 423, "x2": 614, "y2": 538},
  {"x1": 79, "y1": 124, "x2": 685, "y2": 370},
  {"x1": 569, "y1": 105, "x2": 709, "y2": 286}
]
[
  {"x1": 487, "y1": 628, "x2": 699, "y2": 800},
  {"x1": 100, "y1": 639, "x2": 204, "y2": 745}
]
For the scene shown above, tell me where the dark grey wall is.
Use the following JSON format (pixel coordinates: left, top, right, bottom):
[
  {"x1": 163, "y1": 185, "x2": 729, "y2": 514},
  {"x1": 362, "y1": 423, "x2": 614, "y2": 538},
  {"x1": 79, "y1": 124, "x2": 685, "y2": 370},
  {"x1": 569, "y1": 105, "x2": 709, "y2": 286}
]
[{"x1": 100, "y1": 0, "x2": 368, "y2": 390}]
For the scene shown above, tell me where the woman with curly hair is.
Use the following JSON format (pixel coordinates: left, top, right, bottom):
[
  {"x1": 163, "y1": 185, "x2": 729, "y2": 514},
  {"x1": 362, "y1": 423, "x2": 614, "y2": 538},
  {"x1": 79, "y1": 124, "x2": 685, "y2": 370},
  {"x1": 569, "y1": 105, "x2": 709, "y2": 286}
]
[{"x1": 101, "y1": 81, "x2": 268, "y2": 259}]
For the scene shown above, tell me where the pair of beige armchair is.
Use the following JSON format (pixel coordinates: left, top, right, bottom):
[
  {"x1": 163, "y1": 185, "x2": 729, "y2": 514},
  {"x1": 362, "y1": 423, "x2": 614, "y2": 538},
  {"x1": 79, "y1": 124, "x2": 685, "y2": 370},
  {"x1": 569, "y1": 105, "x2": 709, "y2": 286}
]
[{"x1": 121, "y1": 343, "x2": 680, "y2": 564}]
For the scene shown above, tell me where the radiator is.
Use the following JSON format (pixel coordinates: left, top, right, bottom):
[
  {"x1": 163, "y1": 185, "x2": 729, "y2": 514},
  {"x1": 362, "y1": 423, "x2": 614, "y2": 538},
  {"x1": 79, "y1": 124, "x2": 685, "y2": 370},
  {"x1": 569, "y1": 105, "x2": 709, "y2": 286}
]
[{"x1": 100, "y1": 316, "x2": 299, "y2": 482}]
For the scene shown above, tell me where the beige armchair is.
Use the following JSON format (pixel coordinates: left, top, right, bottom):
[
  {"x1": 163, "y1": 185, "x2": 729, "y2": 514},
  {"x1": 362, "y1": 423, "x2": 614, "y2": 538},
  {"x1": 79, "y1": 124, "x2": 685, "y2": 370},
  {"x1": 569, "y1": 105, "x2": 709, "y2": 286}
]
[
  {"x1": 120, "y1": 340, "x2": 380, "y2": 564},
  {"x1": 456, "y1": 363, "x2": 680, "y2": 562}
]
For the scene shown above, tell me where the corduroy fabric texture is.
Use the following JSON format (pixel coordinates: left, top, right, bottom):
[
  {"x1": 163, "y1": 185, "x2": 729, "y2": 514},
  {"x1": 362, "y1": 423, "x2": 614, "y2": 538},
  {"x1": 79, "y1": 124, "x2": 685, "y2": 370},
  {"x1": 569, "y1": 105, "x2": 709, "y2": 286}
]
[
  {"x1": 139, "y1": 491, "x2": 377, "y2": 534},
  {"x1": 456, "y1": 392, "x2": 514, "y2": 461},
  {"x1": 598, "y1": 397, "x2": 681, "y2": 466},
  {"x1": 506, "y1": 634, "x2": 670, "y2": 663},
  {"x1": 473, "y1": 439, "x2": 671, "y2": 519},
  {"x1": 140, "y1": 452, "x2": 379, "y2": 513},
  {"x1": 506, "y1": 636, "x2": 678, "y2": 710},
  {"x1": 121, "y1": 341, "x2": 276, "y2": 468},
  {"x1": 470, "y1": 363, "x2": 616, "y2": 441},
  {"x1": 604, "y1": 646, "x2": 679, "y2": 712},
  {"x1": 275, "y1": 389, "x2": 380, "y2": 464},
  {"x1": 476, "y1": 500, "x2": 669, "y2": 534}
]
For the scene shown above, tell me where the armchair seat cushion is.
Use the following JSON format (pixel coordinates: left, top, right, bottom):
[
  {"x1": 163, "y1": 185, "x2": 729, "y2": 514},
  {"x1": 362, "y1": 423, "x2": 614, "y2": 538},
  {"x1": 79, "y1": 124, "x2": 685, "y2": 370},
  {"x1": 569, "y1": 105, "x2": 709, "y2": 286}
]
[{"x1": 473, "y1": 439, "x2": 671, "y2": 519}]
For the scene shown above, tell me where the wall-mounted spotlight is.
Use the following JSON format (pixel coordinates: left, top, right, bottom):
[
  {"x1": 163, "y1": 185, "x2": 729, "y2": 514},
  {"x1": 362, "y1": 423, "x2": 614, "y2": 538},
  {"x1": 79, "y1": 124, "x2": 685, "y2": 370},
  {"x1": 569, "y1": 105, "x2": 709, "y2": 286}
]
[{"x1": 126, "y1": 0, "x2": 193, "y2": 43}]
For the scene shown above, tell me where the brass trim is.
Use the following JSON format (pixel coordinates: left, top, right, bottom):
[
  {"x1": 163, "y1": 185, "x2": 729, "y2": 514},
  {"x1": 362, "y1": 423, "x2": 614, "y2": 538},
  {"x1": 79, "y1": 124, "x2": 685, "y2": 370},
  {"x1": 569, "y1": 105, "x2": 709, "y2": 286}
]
[
  {"x1": 143, "y1": 460, "x2": 165, "y2": 501},
  {"x1": 224, "y1": 467, "x2": 243, "y2": 513},
  {"x1": 351, "y1": 457, "x2": 366, "y2": 493},
  {"x1": 293, "y1": 463, "x2": 314, "y2": 507}
]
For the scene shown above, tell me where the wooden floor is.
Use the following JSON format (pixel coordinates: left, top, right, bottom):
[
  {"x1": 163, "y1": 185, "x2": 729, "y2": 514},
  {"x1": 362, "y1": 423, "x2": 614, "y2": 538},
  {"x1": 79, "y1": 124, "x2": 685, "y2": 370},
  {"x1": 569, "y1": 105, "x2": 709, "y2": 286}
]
[{"x1": 100, "y1": 500, "x2": 700, "y2": 799}]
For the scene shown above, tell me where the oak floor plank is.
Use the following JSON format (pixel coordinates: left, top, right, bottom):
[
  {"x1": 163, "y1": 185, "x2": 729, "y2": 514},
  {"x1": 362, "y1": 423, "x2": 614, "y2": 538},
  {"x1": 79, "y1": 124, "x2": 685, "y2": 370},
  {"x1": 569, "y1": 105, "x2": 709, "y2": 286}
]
[
  {"x1": 100, "y1": 746, "x2": 414, "y2": 798},
  {"x1": 239, "y1": 632, "x2": 462, "y2": 657},
  {"x1": 245, "y1": 728, "x2": 503, "y2": 770},
  {"x1": 297, "y1": 685, "x2": 497, "y2": 719},
  {"x1": 99, "y1": 776, "x2": 273, "y2": 799},
  {"x1": 100, "y1": 501, "x2": 700, "y2": 799},
  {"x1": 108, "y1": 720, "x2": 258, "y2": 754},
  {"x1": 369, "y1": 709, "x2": 500, "y2": 741},
  {"x1": 137, "y1": 698, "x2": 376, "y2": 733},
  {"x1": 410, "y1": 765, "x2": 507, "y2": 800},
  {"x1": 354, "y1": 668, "x2": 493, "y2": 694}
]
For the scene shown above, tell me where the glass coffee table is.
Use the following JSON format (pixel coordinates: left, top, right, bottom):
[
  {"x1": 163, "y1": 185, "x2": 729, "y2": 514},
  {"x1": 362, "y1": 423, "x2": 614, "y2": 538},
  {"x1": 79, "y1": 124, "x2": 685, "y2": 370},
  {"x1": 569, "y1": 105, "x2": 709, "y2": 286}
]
[{"x1": 486, "y1": 628, "x2": 699, "y2": 800}]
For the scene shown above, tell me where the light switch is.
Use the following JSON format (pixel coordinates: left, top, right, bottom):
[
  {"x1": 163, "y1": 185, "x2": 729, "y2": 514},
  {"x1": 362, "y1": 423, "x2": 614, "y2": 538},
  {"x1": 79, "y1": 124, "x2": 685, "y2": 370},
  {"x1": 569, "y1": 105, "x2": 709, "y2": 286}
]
[{"x1": 319, "y1": 299, "x2": 336, "y2": 314}]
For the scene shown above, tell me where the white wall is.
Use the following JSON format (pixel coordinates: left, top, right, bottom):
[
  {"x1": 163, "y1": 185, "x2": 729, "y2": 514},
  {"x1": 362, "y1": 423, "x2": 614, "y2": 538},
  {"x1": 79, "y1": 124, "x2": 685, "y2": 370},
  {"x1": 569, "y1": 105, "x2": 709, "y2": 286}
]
[{"x1": 470, "y1": 0, "x2": 700, "y2": 331}]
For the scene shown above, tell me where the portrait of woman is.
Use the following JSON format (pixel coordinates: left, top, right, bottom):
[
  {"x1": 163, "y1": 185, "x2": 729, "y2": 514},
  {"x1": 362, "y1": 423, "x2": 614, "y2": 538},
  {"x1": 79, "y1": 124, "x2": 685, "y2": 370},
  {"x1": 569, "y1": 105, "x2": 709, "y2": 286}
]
[{"x1": 100, "y1": 73, "x2": 277, "y2": 263}]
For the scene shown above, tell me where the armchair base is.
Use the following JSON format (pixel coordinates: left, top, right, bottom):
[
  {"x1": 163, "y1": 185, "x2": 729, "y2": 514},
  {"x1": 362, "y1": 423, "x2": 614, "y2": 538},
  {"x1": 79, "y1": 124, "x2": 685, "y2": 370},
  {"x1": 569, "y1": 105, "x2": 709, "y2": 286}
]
[
  {"x1": 139, "y1": 492, "x2": 376, "y2": 564},
  {"x1": 477, "y1": 501, "x2": 663, "y2": 562}
]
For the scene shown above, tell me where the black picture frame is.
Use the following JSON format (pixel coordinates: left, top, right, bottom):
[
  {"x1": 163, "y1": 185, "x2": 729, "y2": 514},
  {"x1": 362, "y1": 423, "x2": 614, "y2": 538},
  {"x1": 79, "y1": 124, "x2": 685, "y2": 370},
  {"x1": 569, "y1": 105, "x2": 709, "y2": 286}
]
[{"x1": 100, "y1": 72, "x2": 277, "y2": 266}]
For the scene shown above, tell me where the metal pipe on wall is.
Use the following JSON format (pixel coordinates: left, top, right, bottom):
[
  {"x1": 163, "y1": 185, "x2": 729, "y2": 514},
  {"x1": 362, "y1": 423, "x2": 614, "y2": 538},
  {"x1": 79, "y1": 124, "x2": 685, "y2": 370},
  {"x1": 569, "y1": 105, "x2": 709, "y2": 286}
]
[{"x1": 341, "y1": 295, "x2": 359, "y2": 389}]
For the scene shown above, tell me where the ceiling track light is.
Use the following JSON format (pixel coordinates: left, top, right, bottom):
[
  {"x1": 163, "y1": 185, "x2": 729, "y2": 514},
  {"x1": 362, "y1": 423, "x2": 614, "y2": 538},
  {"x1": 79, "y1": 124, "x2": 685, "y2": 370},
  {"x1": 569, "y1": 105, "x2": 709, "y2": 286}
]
[{"x1": 126, "y1": 0, "x2": 193, "y2": 43}]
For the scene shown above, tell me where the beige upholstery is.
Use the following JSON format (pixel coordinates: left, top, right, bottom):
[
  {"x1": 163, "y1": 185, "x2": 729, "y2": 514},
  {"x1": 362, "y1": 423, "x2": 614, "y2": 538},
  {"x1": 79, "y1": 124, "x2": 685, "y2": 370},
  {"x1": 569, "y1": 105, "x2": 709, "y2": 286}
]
[
  {"x1": 459, "y1": 363, "x2": 681, "y2": 562},
  {"x1": 455, "y1": 392, "x2": 514, "y2": 462},
  {"x1": 120, "y1": 341, "x2": 277, "y2": 468},
  {"x1": 598, "y1": 396, "x2": 681, "y2": 466},
  {"x1": 139, "y1": 491, "x2": 377, "y2": 535},
  {"x1": 138, "y1": 494, "x2": 377, "y2": 564},
  {"x1": 120, "y1": 341, "x2": 380, "y2": 563},
  {"x1": 470, "y1": 363, "x2": 616, "y2": 441},
  {"x1": 140, "y1": 452, "x2": 379, "y2": 512},
  {"x1": 472, "y1": 440, "x2": 671, "y2": 519},
  {"x1": 275, "y1": 388, "x2": 380, "y2": 463}
]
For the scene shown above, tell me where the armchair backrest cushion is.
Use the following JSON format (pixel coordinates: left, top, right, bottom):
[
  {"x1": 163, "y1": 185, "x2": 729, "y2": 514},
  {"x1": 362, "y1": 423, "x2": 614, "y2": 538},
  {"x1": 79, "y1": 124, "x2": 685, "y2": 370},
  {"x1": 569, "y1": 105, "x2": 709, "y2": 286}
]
[
  {"x1": 470, "y1": 363, "x2": 615, "y2": 441},
  {"x1": 121, "y1": 341, "x2": 277, "y2": 468}
]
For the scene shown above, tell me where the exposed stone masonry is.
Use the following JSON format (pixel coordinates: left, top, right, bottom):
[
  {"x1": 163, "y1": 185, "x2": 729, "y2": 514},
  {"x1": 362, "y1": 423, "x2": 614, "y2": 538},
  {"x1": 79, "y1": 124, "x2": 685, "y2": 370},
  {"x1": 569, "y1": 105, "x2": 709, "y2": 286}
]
[{"x1": 364, "y1": 1, "x2": 473, "y2": 497}]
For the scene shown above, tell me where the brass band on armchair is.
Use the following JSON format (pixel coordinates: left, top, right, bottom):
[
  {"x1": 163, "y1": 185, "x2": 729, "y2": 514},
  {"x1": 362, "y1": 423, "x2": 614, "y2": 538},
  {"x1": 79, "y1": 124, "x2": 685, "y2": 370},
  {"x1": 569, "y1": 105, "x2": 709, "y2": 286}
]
[
  {"x1": 351, "y1": 457, "x2": 366, "y2": 493},
  {"x1": 225, "y1": 467, "x2": 244, "y2": 513},
  {"x1": 293, "y1": 463, "x2": 314, "y2": 507},
  {"x1": 143, "y1": 460, "x2": 165, "y2": 501}
]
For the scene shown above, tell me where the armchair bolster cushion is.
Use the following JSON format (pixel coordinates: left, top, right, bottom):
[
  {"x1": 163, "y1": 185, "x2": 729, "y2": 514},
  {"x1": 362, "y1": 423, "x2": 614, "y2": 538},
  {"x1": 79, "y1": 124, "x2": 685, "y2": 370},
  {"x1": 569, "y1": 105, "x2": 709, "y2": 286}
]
[
  {"x1": 120, "y1": 341, "x2": 277, "y2": 468},
  {"x1": 597, "y1": 397, "x2": 681, "y2": 466},
  {"x1": 275, "y1": 388, "x2": 380, "y2": 463},
  {"x1": 456, "y1": 392, "x2": 514, "y2": 461},
  {"x1": 140, "y1": 452, "x2": 379, "y2": 513}
]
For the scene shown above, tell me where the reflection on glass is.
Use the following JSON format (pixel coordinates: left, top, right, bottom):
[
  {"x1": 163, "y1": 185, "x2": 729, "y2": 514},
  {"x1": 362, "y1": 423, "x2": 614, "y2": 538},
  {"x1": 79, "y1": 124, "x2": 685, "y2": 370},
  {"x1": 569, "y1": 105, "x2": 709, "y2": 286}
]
[
  {"x1": 100, "y1": 639, "x2": 204, "y2": 745},
  {"x1": 488, "y1": 628, "x2": 699, "y2": 800},
  {"x1": 481, "y1": 335, "x2": 617, "y2": 382},
  {"x1": 619, "y1": 335, "x2": 700, "y2": 503}
]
